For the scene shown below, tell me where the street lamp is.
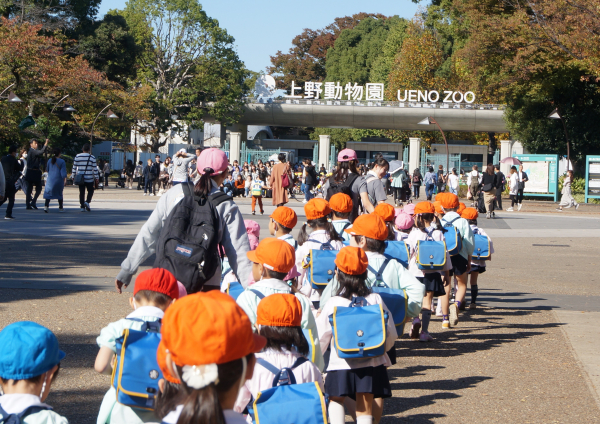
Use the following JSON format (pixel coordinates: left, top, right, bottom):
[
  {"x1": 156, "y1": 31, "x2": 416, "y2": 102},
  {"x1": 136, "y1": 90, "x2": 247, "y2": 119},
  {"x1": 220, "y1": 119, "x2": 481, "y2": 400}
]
[
  {"x1": 418, "y1": 116, "x2": 450, "y2": 175},
  {"x1": 51, "y1": 95, "x2": 70, "y2": 114},
  {"x1": 548, "y1": 108, "x2": 571, "y2": 171},
  {"x1": 0, "y1": 83, "x2": 22, "y2": 103},
  {"x1": 90, "y1": 104, "x2": 118, "y2": 150}
]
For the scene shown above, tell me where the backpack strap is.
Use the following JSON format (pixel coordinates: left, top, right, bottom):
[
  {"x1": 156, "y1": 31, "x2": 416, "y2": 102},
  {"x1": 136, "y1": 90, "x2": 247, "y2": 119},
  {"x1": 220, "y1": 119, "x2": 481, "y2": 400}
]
[
  {"x1": 350, "y1": 296, "x2": 367, "y2": 307},
  {"x1": 367, "y1": 258, "x2": 391, "y2": 287},
  {"x1": 250, "y1": 289, "x2": 265, "y2": 300},
  {"x1": 0, "y1": 405, "x2": 52, "y2": 423},
  {"x1": 126, "y1": 318, "x2": 161, "y2": 333},
  {"x1": 443, "y1": 216, "x2": 460, "y2": 226},
  {"x1": 307, "y1": 239, "x2": 334, "y2": 251}
]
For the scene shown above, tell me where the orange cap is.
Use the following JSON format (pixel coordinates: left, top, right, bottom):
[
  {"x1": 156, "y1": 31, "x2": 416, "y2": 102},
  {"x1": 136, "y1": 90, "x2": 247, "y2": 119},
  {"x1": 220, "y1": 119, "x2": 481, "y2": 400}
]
[
  {"x1": 157, "y1": 340, "x2": 180, "y2": 384},
  {"x1": 256, "y1": 294, "x2": 302, "y2": 327},
  {"x1": 270, "y1": 206, "x2": 298, "y2": 229},
  {"x1": 335, "y1": 246, "x2": 369, "y2": 276},
  {"x1": 247, "y1": 238, "x2": 295, "y2": 274},
  {"x1": 329, "y1": 193, "x2": 353, "y2": 213},
  {"x1": 134, "y1": 268, "x2": 179, "y2": 300},
  {"x1": 439, "y1": 192, "x2": 459, "y2": 209},
  {"x1": 345, "y1": 214, "x2": 388, "y2": 241},
  {"x1": 374, "y1": 203, "x2": 395, "y2": 222},
  {"x1": 162, "y1": 291, "x2": 266, "y2": 369},
  {"x1": 304, "y1": 198, "x2": 331, "y2": 220},
  {"x1": 414, "y1": 201, "x2": 435, "y2": 215},
  {"x1": 461, "y1": 207, "x2": 478, "y2": 220},
  {"x1": 433, "y1": 201, "x2": 444, "y2": 215},
  {"x1": 457, "y1": 202, "x2": 466, "y2": 216}
]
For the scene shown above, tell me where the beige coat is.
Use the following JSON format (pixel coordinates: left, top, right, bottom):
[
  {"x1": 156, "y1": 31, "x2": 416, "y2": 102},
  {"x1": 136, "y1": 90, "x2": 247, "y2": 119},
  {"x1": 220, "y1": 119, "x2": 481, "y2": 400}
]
[{"x1": 269, "y1": 162, "x2": 291, "y2": 205}]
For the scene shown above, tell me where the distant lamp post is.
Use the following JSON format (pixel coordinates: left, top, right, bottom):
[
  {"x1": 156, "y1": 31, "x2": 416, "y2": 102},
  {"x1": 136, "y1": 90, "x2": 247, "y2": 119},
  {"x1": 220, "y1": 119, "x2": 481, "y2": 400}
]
[
  {"x1": 51, "y1": 95, "x2": 70, "y2": 114},
  {"x1": 548, "y1": 108, "x2": 571, "y2": 171},
  {"x1": 90, "y1": 104, "x2": 118, "y2": 150},
  {"x1": 0, "y1": 83, "x2": 22, "y2": 103},
  {"x1": 418, "y1": 116, "x2": 450, "y2": 175},
  {"x1": 63, "y1": 103, "x2": 77, "y2": 113}
]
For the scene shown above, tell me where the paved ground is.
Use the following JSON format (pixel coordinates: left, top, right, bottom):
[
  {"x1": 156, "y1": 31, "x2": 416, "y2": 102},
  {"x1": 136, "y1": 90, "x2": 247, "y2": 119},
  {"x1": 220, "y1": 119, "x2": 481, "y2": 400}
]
[{"x1": 1, "y1": 187, "x2": 599, "y2": 423}]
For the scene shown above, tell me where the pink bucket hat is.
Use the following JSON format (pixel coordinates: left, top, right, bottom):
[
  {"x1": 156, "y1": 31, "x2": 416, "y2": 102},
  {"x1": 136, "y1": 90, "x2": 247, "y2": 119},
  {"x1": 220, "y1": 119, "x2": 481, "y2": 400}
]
[
  {"x1": 283, "y1": 265, "x2": 300, "y2": 282},
  {"x1": 197, "y1": 148, "x2": 229, "y2": 176},
  {"x1": 337, "y1": 148, "x2": 357, "y2": 162},
  {"x1": 395, "y1": 212, "x2": 414, "y2": 230},
  {"x1": 247, "y1": 234, "x2": 259, "y2": 250},
  {"x1": 244, "y1": 220, "x2": 260, "y2": 238},
  {"x1": 177, "y1": 281, "x2": 188, "y2": 298},
  {"x1": 403, "y1": 203, "x2": 416, "y2": 216}
]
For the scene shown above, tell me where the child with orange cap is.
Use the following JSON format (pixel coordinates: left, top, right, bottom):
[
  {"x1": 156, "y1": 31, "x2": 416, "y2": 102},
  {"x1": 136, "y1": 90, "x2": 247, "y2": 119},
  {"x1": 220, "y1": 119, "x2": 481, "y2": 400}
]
[
  {"x1": 406, "y1": 202, "x2": 453, "y2": 338},
  {"x1": 296, "y1": 198, "x2": 344, "y2": 304},
  {"x1": 457, "y1": 201, "x2": 466, "y2": 216},
  {"x1": 462, "y1": 207, "x2": 494, "y2": 309},
  {"x1": 373, "y1": 203, "x2": 397, "y2": 241},
  {"x1": 234, "y1": 293, "x2": 323, "y2": 413},
  {"x1": 269, "y1": 206, "x2": 298, "y2": 250},
  {"x1": 95, "y1": 268, "x2": 180, "y2": 424},
  {"x1": 439, "y1": 193, "x2": 474, "y2": 321},
  {"x1": 317, "y1": 246, "x2": 397, "y2": 424},
  {"x1": 329, "y1": 193, "x2": 353, "y2": 242},
  {"x1": 236, "y1": 238, "x2": 324, "y2": 371},
  {"x1": 154, "y1": 291, "x2": 266, "y2": 423}
]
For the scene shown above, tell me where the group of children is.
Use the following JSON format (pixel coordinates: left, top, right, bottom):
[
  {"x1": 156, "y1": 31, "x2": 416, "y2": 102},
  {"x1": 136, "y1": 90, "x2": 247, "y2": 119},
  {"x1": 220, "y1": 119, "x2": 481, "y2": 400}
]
[{"x1": 0, "y1": 192, "x2": 493, "y2": 424}]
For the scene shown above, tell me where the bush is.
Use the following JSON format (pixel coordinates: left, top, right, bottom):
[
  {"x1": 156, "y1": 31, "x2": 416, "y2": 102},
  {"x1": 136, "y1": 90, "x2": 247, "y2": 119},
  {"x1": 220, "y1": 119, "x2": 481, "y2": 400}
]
[{"x1": 558, "y1": 174, "x2": 585, "y2": 195}]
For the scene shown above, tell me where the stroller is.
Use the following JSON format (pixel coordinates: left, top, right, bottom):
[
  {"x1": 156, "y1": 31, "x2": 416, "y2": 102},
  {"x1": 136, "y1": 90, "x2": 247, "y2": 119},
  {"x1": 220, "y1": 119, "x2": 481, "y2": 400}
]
[{"x1": 116, "y1": 171, "x2": 126, "y2": 188}]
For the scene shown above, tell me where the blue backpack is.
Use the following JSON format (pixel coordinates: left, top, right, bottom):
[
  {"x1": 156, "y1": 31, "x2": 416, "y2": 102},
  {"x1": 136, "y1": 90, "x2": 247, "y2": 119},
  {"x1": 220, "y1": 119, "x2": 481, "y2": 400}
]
[
  {"x1": 252, "y1": 357, "x2": 327, "y2": 424},
  {"x1": 473, "y1": 229, "x2": 491, "y2": 260},
  {"x1": 307, "y1": 240, "x2": 339, "y2": 289},
  {"x1": 0, "y1": 405, "x2": 52, "y2": 424},
  {"x1": 367, "y1": 259, "x2": 408, "y2": 328},
  {"x1": 383, "y1": 240, "x2": 410, "y2": 268},
  {"x1": 442, "y1": 216, "x2": 462, "y2": 256},
  {"x1": 416, "y1": 231, "x2": 447, "y2": 270},
  {"x1": 112, "y1": 320, "x2": 163, "y2": 411},
  {"x1": 224, "y1": 281, "x2": 245, "y2": 300},
  {"x1": 329, "y1": 296, "x2": 388, "y2": 359}
]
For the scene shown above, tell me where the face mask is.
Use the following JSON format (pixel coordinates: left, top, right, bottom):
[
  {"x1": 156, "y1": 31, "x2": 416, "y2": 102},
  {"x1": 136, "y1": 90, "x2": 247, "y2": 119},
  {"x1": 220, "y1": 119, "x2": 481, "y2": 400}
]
[{"x1": 39, "y1": 372, "x2": 47, "y2": 398}]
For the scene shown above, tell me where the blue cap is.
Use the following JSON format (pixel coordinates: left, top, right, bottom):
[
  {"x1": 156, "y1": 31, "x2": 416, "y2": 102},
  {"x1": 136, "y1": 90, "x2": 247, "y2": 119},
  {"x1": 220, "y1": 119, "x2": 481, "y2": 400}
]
[{"x1": 0, "y1": 321, "x2": 66, "y2": 380}]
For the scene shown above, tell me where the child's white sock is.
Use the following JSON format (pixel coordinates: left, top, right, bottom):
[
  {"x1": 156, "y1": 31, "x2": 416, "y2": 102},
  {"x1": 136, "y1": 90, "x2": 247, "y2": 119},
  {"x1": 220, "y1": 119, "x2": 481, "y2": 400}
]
[
  {"x1": 329, "y1": 401, "x2": 346, "y2": 424},
  {"x1": 356, "y1": 416, "x2": 373, "y2": 424}
]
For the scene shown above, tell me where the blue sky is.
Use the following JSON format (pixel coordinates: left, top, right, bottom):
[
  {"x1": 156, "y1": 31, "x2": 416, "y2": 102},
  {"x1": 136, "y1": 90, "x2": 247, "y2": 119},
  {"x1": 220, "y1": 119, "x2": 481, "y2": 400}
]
[{"x1": 97, "y1": 0, "x2": 421, "y2": 73}]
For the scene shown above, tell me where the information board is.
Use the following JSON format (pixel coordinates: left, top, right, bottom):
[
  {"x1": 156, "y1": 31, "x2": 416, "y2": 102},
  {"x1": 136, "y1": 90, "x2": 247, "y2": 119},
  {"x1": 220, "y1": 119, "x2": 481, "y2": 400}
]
[
  {"x1": 585, "y1": 155, "x2": 600, "y2": 203},
  {"x1": 513, "y1": 155, "x2": 558, "y2": 201}
]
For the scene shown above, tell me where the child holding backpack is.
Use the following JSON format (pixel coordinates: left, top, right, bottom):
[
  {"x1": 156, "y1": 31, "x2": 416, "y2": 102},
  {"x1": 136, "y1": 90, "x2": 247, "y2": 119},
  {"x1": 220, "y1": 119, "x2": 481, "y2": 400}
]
[
  {"x1": 269, "y1": 206, "x2": 298, "y2": 250},
  {"x1": 0, "y1": 322, "x2": 67, "y2": 424},
  {"x1": 95, "y1": 268, "x2": 180, "y2": 424},
  {"x1": 296, "y1": 198, "x2": 344, "y2": 305},
  {"x1": 406, "y1": 202, "x2": 453, "y2": 337},
  {"x1": 234, "y1": 294, "x2": 323, "y2": 415},
  {"x1": 462, "y1": 208, "x2": 494, "y2": 309},
  {"x1": 329, "y1": 193, "x2": 353, "y2": 242},
  {"x1": 236, "y1": 238, "x2": 324, "y2": 371},
  {"x1": 317, "y1": 246, "x2": 397, "y2": 424}
]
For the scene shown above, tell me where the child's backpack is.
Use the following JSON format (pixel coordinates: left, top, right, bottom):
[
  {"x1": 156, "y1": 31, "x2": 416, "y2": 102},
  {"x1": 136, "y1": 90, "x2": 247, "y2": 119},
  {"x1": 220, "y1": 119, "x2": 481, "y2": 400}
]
[
  {"x1": 329, "y1": 296, "x2": 389, "y2": 359},
  {"x1": 302, "y1": 328, "x2": 316, "y2": 363},
  {"x1": 367, "y1": 259, "x2": 408, "y2": 327},
  {"x1": 252, "y1": 357, "x2": 327, "y2": 424},
  {"x1": 224, "y1": 281, "x2": 245, "y2": 300},
  {"x1": 307, "y1": 246, "x2": 339, "y2": 290},
  {"x1": 473, "y1": 229, "x2": 491, "y2": 260},
  {"x1": 112, "y1": 320, "x2": 163, "y2": 411},
  {"x1": 415, "y1": 232, "x2": 447, "y2": 270},
  {"x1": 154, "y1": 182, "x2": 230, "y2": 294},
  {"x1": 442, "y1": 216, "x2": 463, "y2": 256},
  {"x1": 0, "y1": 405, "x2": 52, "y2": 424},
  {"x1": 251, "y1": 179, "x2": 263, "y2": 196},
  {"x1": 383, "y1": 240, "x2": 410, "y2": 268}
]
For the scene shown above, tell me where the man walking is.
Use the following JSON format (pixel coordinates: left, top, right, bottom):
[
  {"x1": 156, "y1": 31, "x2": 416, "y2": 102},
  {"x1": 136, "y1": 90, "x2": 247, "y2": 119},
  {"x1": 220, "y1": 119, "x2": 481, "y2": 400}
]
[
  {"x1": 25, "y1": 138, "x2": 49, "y2": 210},
  {"x1": 72, "y1": 144, "x2": 99, "y2": 212},
  {"x1": 0, "y1": 145, "x2": 24, "y2": 219},
  {"x1": 151, "y1": 155, "x2": 162, "y2": 195},
  {"x1": 493, "y1": 164, "x2": 505, "y2": 211},
  {"x1": 517, "y1": 164, "x2": 529, "y2": 211}
]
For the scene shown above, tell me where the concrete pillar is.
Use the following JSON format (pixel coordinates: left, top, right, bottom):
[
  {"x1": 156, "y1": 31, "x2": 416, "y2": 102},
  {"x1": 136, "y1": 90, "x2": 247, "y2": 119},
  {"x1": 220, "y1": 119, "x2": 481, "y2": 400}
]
[
  {"x1": 500, "y1": 139, "x2": 513, "y2": 176},
  {"x1": 409, "y1": 137, "x2": 421, "y2": 174},
  {"x1": 319, "y1": 135, "x2": 331, "y2": 171},
  {"x1": 230, "y1": 132, "x2": 241, "y2": 164},
  {"x1": 227, "y1": 124, "x2": 248, "y2": 142}
]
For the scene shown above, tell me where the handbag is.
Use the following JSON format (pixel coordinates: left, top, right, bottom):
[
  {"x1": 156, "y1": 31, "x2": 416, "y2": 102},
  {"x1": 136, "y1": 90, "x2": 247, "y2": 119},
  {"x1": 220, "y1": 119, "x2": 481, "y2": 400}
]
[
  {"x1": 281, "y1": 172, "x2": 291, "y2": 188},
  {"x1": 74, "y1": 154, "x2": 92, "y2": 186}
]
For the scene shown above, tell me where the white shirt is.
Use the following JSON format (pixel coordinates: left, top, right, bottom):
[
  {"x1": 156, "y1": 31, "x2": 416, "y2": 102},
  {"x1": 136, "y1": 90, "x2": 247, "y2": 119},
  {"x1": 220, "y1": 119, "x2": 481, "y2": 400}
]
[
  {"x1": 406, "y1": 226, "x2": 452, "y2": 277},
  {"x1": 278, "y1": 234, "x2": 298, "y2": 250},
  {"x1": 448, "y1": 174, "x2": 459, "y2": 189},
  {"x1": 0, "y1": 394, "x2": 68, "y2": 424},
  {"x1": 509, "y1": 173, "x2": 519, "y2": 194},
  {"x1": 466, "y1": 170, "x2": 481, "y2": 186}
]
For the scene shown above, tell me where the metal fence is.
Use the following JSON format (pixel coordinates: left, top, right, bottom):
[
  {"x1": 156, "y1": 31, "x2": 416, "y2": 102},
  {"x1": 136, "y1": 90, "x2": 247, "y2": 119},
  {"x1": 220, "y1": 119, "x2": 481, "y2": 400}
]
[
  {"x1": 240, "y1": 141, "x2": 280, "y2": 164},
  {"x1": 420, "y1": 147, "x2": 461, "y2": 176}
]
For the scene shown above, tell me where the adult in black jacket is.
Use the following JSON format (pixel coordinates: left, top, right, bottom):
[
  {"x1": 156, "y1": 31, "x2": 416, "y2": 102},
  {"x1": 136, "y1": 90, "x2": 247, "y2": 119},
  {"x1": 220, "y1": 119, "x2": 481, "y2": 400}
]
[
  {"x1": 303, "y1": 159, "x2": 317, "y2": 202},
  {"x1": 493, "y1": 165, "x2": 505, "y2": 211},
  {"x1": 0, "y1": 145, "x2": 24, "y2": 219},
  {"x1": 25, "y1": 138, "x2": 49, "y2": 209},
  {"x1": 143, "y1": 158, "x2": 156, "y2": 196},
  {"x1": 480, "y1": 163, "x2": 498, "y2": 219}
]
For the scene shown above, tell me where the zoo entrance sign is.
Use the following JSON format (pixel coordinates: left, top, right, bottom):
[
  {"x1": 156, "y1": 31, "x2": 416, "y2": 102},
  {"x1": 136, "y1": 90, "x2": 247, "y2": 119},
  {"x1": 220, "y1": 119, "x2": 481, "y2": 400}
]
[{"x1": 285, "y1": 81, "x2": 475, "y2": 104}]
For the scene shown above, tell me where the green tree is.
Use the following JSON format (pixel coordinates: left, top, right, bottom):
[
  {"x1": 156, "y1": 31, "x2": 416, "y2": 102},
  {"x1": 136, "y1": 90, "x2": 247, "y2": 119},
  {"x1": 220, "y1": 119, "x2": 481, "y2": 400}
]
[
  {"x1": 370, "y1": 18, "x2": 409, "y2": 85},
  {"x1": 0, "y1": 0, "x2": 101, "y2": 30}
]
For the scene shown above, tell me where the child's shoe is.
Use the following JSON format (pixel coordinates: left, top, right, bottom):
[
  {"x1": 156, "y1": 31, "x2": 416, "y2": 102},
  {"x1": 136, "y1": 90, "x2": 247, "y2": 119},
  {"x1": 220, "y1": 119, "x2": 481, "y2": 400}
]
[
  {"x1": 419, "y1": 331, "x2": 433, "y2": 342},
  {"x1": 409, "y1": 318, "x2": 421, "y2": 339},
  {"x1": 442, "y1": 320, "x2": 450, "y2": 329},
  {"x1": 449, "y1": 303, "x2": 459, "y2": 326},
  {"x1": 469, "y1": 303, "x2": 477, "y2": 310}
]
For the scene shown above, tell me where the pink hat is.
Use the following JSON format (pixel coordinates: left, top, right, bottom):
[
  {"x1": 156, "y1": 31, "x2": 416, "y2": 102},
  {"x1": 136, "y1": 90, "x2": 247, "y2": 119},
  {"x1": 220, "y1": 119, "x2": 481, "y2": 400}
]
[
  {"x1": 197, "y1": 148, "x2": 229, "y2": 176},
  {"x1": 394, "y1": 207, "x2": 403, "y2": 217},
  {"x1": 177, "y1": 281, "x2": 188, "y2": 298},
  {"x1": 248, "y1": 234, "x2": 259, "y2": 251},
  {"x1": 244, "y1": 220, "x2": 260, "y2": 238},
  {"x1": 395, "y1": 212, "x2": 414, "y2": 230},
  {"x1": 337, "y1": 148, "x2": 357, "y2": 162},
  {"x1": 403, "y1": 203, "x2": 416, "y2": 216},
  {"x1": 283, "y1": 265, "x2": 300, "y2": 281}
]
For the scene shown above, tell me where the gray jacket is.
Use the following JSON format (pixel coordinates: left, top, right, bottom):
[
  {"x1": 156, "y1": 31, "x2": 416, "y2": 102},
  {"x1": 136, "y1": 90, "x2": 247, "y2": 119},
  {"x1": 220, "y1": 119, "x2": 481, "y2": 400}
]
[
  {"x1": 116, "y1": 180, "x2": 252, "y2": 288},
  {"x1": 172, "y1": 154, "x2": 196, "y2": 182}
]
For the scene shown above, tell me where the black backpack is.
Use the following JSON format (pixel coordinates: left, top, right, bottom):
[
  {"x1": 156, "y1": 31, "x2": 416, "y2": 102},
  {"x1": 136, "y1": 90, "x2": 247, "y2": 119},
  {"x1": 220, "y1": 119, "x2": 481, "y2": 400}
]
[
  {"x1": 0, "y1": 405, "x2": 52, "y2": 424},
  {"x1": 154, "y1": 182, "x2": 230, "y2": 293},
  {"x1": 325, "y1": 173, "x2": 358, "y2": 201}
]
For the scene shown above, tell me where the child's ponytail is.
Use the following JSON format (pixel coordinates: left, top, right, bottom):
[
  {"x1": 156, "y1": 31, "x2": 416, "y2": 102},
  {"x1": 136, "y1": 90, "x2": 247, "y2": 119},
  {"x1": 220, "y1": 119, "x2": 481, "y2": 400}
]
[
  {"x1": 324, "y1": 219, "x2": 343, "y2": 243},
  {"x1": 194, "y1": 168, "x2": 214, "y2": 198},
  {"x1": 298, "y1": 222, "x2": 310, "y2": 246},
  {"x1": 385, "y1": 222, "x2": 395, "y2": 240}
]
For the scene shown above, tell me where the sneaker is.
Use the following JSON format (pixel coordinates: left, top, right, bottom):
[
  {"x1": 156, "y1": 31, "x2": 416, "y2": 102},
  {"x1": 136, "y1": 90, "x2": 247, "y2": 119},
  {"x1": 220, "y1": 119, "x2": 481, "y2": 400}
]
[
  {"x1": 419, "y1": 332, "x2": 434, "y2": 342},
  {"x1": 84, "y1": 202, "x2": 91, "y2": 212},
  {"x1": 556, "y1": 208, "x2": 563, "y2": 212},
  {"x1": 31, "y1": 204, "x2": 38, "y2": 210},
  {"x1": 576, "y1": 203, "x2": 580, "y2": 210},
  {"x1": 150, "y1": 193, "x2": 155, "y2": 196},
  {"x1": 442, "y1": 320, "x2": 450, "y2": 329},
  {"x1": 252, "y1": 211, "x2": 255, "y2": 215},
  {"x1": 143, "y1": 193, "x2": 148, "y2": 196},
  {"x1": 449, "y1": 303, "x2": 459, "y2": 326},
  {"x1": 302, "y1": 200, "x2": 308, "y2": 204},
  {"x1": 506, "y1": 207, "x2": 514, "y2": 212},
  {"x1": 469, "y1": 303, "x2": 477, "y2": 310},
  {"x1": 260, "y1": 211, "x2": 264, "y2": 215},
  {"x1": 129, "y1": 187, "x2": 132, "y2": 190},
  {"x1": 44, "y1": 206, "x2": 48, "y2": 213},
  {"x1": 4, "y1": 215, "x2": 14, "y2": 220},
  {"x1": 80, "y1": 208, "x2": 86, "y2": 212},
  {"x1": 409, "y1": 318, "x2": 421, "y2": 339},
  {"x1": 518, "y1": 203, "x2": 523, "y2": 211},
  {"x1": 58, "y1": 208, "x2": 65, "y2": 213}
]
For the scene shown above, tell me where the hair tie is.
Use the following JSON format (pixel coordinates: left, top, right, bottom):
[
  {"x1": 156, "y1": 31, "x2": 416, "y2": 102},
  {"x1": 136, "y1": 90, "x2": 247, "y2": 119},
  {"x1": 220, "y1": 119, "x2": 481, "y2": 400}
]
[
  {"x1": 181, "y1": 364, "x2": 219, "y2": 389},
  {"x1": 204, "y1": 167, "x2": 214, "y2": 175}
]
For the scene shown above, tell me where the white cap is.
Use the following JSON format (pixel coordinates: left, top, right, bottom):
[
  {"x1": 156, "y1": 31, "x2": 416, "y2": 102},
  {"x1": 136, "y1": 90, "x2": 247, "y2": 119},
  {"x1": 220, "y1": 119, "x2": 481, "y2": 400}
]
[{"x1": 178, "y1": 148, "x2": 187, "y2": 154}]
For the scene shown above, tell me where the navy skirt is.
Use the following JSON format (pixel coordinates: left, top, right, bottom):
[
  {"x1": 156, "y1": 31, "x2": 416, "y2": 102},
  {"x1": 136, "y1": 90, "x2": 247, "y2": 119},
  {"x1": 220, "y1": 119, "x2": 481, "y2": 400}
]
[
  {"x1": 469, "y1": 264, "x2": 486, "y2": 274},
  {"x1": 417, "y1": 273, "x2": 446, "y2": 297},
  {"x1": 325, "y1": 365, "x2": 392, "y2": 399},
  {"x1": 449, "y1": 253, "x2": 469, "y2": 277}
]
